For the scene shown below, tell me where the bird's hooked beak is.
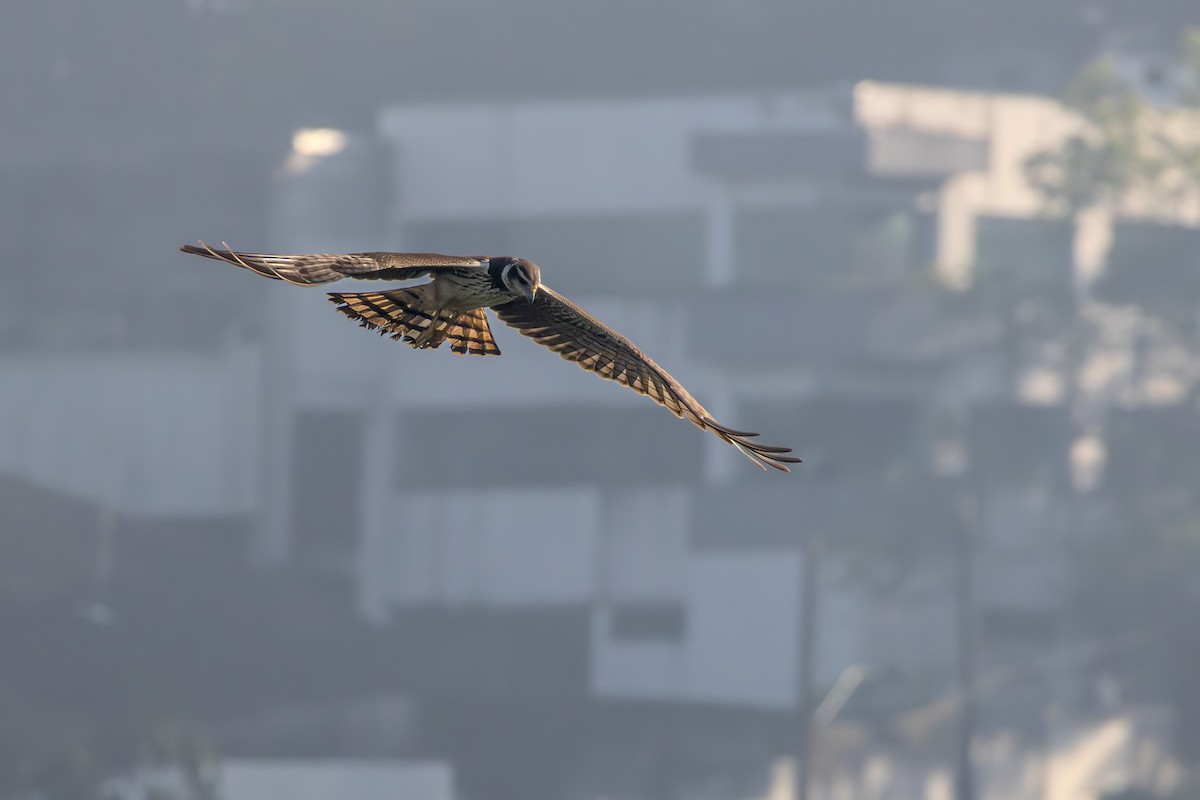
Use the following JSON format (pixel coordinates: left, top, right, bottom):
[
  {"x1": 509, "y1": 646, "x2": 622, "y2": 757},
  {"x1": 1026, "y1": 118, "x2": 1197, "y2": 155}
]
[{"x1": 523, "y1": 284, "x2": 537, "y2": 303}]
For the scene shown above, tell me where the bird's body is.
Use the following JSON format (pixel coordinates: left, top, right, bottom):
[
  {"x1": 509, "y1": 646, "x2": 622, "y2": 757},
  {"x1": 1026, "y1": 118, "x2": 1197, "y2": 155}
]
[
  {"x1": 181, "y1": 242, "x2": 799, "y2": 471},
  {"x1": 428, "y1": 269, "x2": 506, "y2": 312}
]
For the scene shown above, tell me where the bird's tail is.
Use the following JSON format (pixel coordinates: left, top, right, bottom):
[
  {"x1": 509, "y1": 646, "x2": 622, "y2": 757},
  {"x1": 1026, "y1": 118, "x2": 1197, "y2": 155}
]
[{"x1": 328, "y1": 289, "x2": 501, "y2": 356}]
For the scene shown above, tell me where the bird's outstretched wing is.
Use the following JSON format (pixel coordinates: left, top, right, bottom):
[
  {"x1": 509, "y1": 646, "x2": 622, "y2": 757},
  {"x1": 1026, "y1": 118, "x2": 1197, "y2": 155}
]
[
  {"x1": 491, "y1": 287, "x2": 800, "y2": 471},
  {"x1": 180, "y1": 241, "x2": 484, "y2": 285}
]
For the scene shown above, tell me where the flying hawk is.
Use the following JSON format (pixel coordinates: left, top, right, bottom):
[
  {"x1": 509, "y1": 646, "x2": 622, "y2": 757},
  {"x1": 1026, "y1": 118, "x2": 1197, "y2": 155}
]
[{"x1": 181, "y1": 242, "x2": 799, "y2": 472}]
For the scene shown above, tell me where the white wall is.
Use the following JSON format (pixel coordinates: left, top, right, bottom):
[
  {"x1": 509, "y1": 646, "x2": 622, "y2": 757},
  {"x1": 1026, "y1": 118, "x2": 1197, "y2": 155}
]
[
  {"x1": 361, "y1": 488, "x2": 601, "y2": 610},
  {"x1": 0, "y1": 345, "x2": 260, "y2": 516},
  {"x1": 592, "y1": 548, "x2": 864, "y2": 709},
  {"x1": 379, "y1": 94, "x2": 844, "y2": 220}
]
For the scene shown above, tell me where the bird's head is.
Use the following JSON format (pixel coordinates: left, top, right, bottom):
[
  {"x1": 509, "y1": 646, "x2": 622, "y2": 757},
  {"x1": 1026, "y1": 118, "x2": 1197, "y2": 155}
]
[{"x1": 500, "y1": 258, "x2": 541, "y2": 303}]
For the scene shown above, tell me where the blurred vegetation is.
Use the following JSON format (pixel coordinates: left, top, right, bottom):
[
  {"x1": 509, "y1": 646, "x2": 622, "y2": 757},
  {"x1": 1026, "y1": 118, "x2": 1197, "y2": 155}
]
[
  {"x1": 1025, "y1": 58, "x2": 1148, "y2": 215},
  {"x1": 1, "y1": 717, "x2": 217, "y2": 800},
  {"x1": 1021, "y1": 30, "x2": 1200, "y2": 379},
  {"x1": 1018, "y1": 29, "x2": 1200, "y2": 752},
  {"x1": 1025, "y1": 30, "x2": 1200, "y2": 218}
]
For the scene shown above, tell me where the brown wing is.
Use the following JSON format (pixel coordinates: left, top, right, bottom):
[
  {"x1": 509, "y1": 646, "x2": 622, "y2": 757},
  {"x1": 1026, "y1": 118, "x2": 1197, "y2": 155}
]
[
  {"x1": 181, "y1": 241, "x2": 484, "y2": 285},
  {"x1": 491, "y1": 287, "x2": 800, "y2": 472}
]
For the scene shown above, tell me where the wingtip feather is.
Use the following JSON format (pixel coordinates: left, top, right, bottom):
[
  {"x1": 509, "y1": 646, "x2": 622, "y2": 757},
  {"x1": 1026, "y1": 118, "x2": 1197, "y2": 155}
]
[{"x1": 717, "y1": 426, "x2": 801, "y2": 472}]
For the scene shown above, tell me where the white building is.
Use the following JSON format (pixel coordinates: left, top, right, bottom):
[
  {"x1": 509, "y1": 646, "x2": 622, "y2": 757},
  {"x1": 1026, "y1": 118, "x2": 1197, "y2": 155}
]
[
  {"x1": 262, "y1": 84, "x2": 1049, "y2": 709},
  {"x1": 7, "y1": 81, "x2": 1150, "y2": 712}
]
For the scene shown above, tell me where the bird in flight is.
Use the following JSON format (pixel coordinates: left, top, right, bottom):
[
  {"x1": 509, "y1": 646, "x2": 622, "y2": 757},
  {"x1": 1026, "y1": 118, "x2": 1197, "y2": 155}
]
[{"x1": 181, "y1": 242, "x2": 799, "y2": 471}]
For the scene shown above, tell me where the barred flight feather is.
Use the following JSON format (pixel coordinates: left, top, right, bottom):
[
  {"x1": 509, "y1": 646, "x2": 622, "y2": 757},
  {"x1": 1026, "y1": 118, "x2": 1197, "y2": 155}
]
[
  {"x1": 180, "y1": 242, "x2": 484, "y2": 285},
  {"x1": 329, "y1": 290, "x2": 501, "y2": 356}
]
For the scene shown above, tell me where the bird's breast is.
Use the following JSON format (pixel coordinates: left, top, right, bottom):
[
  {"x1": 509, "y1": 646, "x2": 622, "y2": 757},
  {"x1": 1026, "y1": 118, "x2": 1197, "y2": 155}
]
[{"x1": 435, "y1": 272, "x2": 514, "y2": 312}]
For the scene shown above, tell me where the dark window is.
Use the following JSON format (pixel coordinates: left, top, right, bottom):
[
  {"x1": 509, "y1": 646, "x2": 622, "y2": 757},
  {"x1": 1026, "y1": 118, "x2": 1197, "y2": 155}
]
[
  {"x1": 969, "y1": 402, "x2": 1071, "y2": 489},
  {"x1": 734, "y1": 205, "x2": 928, "y2": 287},
  {"x1": 386, "y1": 607, "x2": 589, "y2": 701},
  {"x1": 741, "y1": 395, "x2": 924, "y2": 481},
  {"x1": 1096, "y1": 221, "x2": 1200, "y2": 317},
  {"x1": 291, "y1": 411, "x2": 365, "y2": 563},
  {"x1": 1104, "y1": 407, "x2": 1200, "y2": 500},
  {"x1": 1, "y1": 154, "x2": 270, "y2": 351},
  {"x1": 610, "y1": 602, "x2": 686, "y2": 642},
  {"x1": 395, "y1": 406, "x2": 703, "y2": 488},
  {"x1": 973, "y1": 215, "x2": 1074, "y2": 308},
  {"x1": 402, "y1": 218, "x2": 507, "y2": 257},
  {"x1": 691, "y1": 482, "x2": 896, "y2": 549},
  {"x1": 691, "y1": 130, "x2": 866, "y2": 181},
  {"x1": 981, "y1": 608, "x2": 1056, "y2": 643}
]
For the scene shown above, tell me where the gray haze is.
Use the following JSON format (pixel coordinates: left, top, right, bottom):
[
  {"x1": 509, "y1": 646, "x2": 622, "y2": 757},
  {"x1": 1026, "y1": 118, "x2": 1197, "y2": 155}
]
[{"x1": 5, "y1": 2, "x2": 1200, "y2": 799}]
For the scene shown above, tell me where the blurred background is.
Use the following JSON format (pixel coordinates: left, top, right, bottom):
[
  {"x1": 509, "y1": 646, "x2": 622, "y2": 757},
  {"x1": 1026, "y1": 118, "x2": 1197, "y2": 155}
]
[{"x1": 5, "y1": 1, "x2": 1200, "y2": 799}]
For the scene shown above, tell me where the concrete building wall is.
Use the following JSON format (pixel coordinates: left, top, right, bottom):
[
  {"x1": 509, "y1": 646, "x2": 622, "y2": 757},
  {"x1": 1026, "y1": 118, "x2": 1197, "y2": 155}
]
[
  {"x1": 0, "y1": 81, "x2": 1140, "y2": 710},
  {"x1": 0, "y1": 346, "x2": 260, "y2": 517}
]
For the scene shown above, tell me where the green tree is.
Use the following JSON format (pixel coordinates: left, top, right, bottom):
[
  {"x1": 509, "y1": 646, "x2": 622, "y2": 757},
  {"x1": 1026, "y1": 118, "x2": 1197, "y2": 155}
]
[
  {"x1": 1023, "y1": 31, "x2": 1200, "y2": 406},
  {"x1": 1024, "y1": 57, "x2": 1148, "y2": 216},
  {"x1": 1023, "y1": 32, "x2": 1200, "y2": 763},
  {"x1": 1025, "y1": 33, "x2": 1200, "y2": 219},
  {"x1": 4, "y1": 717, "x2": 217, "y2": 800}
]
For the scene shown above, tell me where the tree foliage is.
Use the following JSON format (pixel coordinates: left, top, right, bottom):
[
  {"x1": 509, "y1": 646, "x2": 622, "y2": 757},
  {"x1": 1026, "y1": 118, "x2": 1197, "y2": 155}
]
[
  {"x1": 1025, "y1": 58, "x2": 1148, "y2": 215},
  {"x1": 1025, "y1": 32, "x2": 1200, "y2": 218}
]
